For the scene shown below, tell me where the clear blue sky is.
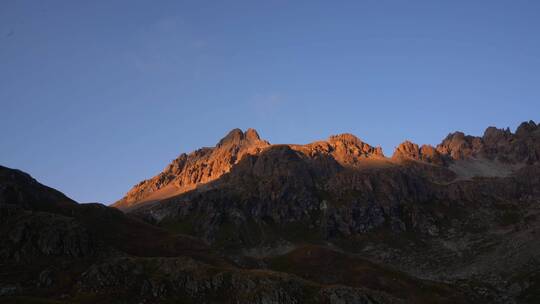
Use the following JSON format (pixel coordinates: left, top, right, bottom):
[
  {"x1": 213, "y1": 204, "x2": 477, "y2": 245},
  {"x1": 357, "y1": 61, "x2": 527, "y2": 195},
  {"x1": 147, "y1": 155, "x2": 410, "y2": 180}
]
[{"x1": 1, "y1": 1, "x2": 539, "y2": 204}]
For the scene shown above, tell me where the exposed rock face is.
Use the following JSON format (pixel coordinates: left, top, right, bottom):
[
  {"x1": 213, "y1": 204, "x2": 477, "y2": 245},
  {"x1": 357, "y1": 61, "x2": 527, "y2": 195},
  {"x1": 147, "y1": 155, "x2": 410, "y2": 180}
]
[
  {"x1": 114, "y1": 128, "x2": 270, "y2": 209},
  {"x1": 115, "y1": 131, "x2": 390, "y2": 211},
  {"x1": 292, "y1": 133, "x2": 386, "y2": 168},
  {"x1": 436, "y1": 121, "x2": 540, "y2": 163},
  {"x1": 325, "y1": 133, "x2": 385, "y2": 162},
  {"x1": 392, "y1": 141, "x2": 443, "y2": 165},
  {"x1": 436, "y1": 131, "x2": 481, "y2": 160},
  {"x1": 134, "y1": 149, "x2": 440, "y2": 246}
]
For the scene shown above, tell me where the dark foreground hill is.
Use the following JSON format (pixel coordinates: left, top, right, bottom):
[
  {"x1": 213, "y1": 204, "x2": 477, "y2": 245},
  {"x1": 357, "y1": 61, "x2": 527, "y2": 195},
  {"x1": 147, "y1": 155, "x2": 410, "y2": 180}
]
[{"x1": 2, "y1": 120, "x2": 540, "y2": 303}]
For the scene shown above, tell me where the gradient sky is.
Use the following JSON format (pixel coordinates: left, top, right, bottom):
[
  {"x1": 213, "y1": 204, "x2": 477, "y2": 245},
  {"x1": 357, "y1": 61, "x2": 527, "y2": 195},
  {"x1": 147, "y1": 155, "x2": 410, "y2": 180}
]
[{"x1": 1, "y1": 1, "x2": 539, "y2": 204}]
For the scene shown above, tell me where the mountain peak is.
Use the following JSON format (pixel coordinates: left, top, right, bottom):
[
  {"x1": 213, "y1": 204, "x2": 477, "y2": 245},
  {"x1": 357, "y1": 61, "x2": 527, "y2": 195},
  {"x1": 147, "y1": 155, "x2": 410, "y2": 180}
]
[
  {"x1": 217, "y1": 128, "x2": 244, "y2": 146},
  {"x1": 327, "y1": 133, "x2": 364, "y2": 145},
  {"x1": 114, "y1": 128, "x2": 269, "y2": 209},
  {"x1": 392, "y1": 141, "x2": 443, "y2": 164},
  {"x1": 516, "y1": 120, "x2": 538, "y2": 137},
  {"x1": 392, "y1": 140, "x2": 421, "y2": 160},
  {"x1": 245, "y1": 128, "x2": 261, "y2": 141},
  {"x1": 325, "y1": 133, "x2": 384, "y2": 160},
  {"x1": 217, "y1": 128, "x2": 264, "y2": 147}
]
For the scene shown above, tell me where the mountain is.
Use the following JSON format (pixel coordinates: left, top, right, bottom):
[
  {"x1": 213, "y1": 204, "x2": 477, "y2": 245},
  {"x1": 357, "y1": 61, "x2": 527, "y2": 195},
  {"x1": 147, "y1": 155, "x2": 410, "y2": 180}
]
[
  {"x1": 116, "y1": 121, "x2": 540, "y2": 212},
  {"x1": 113, "y1": 128, "x2": 270, "y2": 210},
  {"x1": 113, "y1": 130, "x2": 388, "y2": 210},
  {"x1": 113, "y1": 120, "x2": 540, "y2": 303},
  {"x1": 3, "y1": 120, "x2": 540, "y2": 303}
]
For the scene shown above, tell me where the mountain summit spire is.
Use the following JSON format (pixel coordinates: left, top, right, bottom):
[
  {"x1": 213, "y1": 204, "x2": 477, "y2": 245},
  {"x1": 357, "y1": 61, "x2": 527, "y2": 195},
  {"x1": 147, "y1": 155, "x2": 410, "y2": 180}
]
[{"x1": 217, "y1": 128, "x2": 264, "y2": 147}]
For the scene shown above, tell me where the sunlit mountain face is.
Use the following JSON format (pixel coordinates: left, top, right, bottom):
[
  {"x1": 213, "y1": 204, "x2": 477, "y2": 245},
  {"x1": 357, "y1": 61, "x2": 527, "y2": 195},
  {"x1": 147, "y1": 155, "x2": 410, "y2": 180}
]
[{"x1": 2, "y1": 121, "x2": 540, "y2": 303}]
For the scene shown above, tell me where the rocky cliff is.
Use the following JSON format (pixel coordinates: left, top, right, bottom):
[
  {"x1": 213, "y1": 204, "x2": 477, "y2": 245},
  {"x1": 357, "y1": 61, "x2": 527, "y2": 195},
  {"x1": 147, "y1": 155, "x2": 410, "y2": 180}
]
[
  {"x1": 436, "y1": 120, "x2": 540, "y2": 163},
  {"x1": 114, "y1": 128, "x2": 270, "y2": 210}
]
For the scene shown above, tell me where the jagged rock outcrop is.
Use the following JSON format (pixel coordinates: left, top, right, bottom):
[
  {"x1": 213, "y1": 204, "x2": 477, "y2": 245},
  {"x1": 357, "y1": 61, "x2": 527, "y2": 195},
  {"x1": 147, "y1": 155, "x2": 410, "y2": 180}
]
[
  {"x1": 291, "y1": 133, "x2": 386, "y2": 168},
  {"x1": 114, "y1": 128, "x2": 270, "y2": 209},
  {"x1": 436, "y1": 131, "x2": 481, "y2": 160},
  {"x1": 122, "y1": 120, "x2": 539, "y2": 217},
  {"x1": 324, "y1": 133, "x2": 385, "y2": 164},
  {"x1": 392, "y1": 141, "x2": 444, "y2": 165},
  {"x1": 116, "y1": 131, "x2": 390, "y2": 211},
  {"x1": 436, "y1": 120, "x2": 540, "y2": 164}
]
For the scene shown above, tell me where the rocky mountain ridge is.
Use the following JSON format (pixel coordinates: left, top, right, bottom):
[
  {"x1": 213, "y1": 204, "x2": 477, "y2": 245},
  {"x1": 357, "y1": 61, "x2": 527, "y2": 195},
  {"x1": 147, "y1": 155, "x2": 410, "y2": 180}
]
[
  {"x1": 115, "y1": 120, "x2": 539, "y2": 210},
  {"x1": 113, "y1": 129, "x2": 391, "y2": 210},
  {"x1": 436, "y1": 120, "x2": 540, "y2": 163}
]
